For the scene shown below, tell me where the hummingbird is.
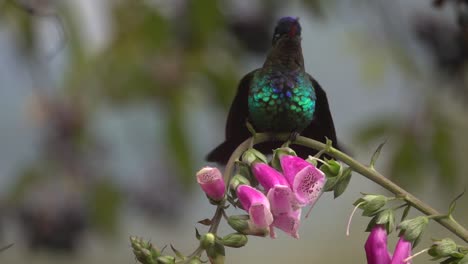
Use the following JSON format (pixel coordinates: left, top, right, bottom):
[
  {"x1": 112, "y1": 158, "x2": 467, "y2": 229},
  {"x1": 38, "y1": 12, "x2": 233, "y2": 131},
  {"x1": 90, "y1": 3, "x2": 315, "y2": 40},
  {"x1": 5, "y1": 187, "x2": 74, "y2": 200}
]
[{"x1": 207, "y1": 17, "x2": 340, "y2": 164}]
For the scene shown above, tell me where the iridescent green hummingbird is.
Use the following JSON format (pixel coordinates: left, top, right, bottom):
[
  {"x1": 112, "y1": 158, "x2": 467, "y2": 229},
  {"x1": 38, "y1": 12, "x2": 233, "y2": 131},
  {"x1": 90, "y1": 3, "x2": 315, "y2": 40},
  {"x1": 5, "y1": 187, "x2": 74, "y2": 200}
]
[{"x1": 207, "y1": 17, "x2": 340, "y2": 164}]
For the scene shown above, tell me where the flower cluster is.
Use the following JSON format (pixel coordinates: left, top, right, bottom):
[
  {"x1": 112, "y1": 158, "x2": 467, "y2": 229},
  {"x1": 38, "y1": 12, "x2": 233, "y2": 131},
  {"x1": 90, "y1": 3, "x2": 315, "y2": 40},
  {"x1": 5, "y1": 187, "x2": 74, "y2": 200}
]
[
  {"x1": 236, "y1": 153, "x2": 326, "y2": 238},
  {"x1": 196, "y1": 148, "x2": 326, "y2": 238}
]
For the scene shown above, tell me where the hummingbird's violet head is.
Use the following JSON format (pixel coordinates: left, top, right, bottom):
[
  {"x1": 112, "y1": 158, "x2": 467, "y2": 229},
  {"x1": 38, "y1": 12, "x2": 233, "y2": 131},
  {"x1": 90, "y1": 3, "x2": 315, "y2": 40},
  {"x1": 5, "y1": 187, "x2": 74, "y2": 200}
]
[{"x1": 272, "y1": 17, "x2": 301, "y2": 45}]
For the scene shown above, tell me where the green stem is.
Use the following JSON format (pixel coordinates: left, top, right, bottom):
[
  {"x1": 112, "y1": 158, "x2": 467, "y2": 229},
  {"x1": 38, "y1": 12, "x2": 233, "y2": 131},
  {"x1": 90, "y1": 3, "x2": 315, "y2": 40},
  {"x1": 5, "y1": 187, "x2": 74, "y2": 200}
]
[{"x1": 247, "y1": 133, "x2": 468, "y2": 243}]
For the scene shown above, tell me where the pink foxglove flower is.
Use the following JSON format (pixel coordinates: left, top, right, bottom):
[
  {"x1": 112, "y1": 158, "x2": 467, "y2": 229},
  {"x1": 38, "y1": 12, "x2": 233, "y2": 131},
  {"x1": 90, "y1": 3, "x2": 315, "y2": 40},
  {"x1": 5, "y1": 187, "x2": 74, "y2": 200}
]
[
  {"x1": 365, "y1": 225, "x2": 391, "y2": 264},
  {"x1": 267, "y1": 185, "x2": 294, "y2": 216},
  {"x1": 291, "y1": 165, "x2": 326, "y2": 208},
  {"x1": 280, "y1": 155, "x2": 312, "y2": 186},
  {"x1": 237, "y1": 185, "x2": 273, "y2": 229},
  {"x1": 280, "y1": 156, "x2": 326, "y2": 208},
  {"x1": 270, "y1": 209, "x2": 301, "y2": 239},
  {"x1": 251, "y1": 163, "x2": 289, "y2": 192},
  {"x1": 196, "y1": 167, "x2": 226, "y2": 201},
  {"x1": 391, "y1": 237, "x2": 412, "y2": 264}
]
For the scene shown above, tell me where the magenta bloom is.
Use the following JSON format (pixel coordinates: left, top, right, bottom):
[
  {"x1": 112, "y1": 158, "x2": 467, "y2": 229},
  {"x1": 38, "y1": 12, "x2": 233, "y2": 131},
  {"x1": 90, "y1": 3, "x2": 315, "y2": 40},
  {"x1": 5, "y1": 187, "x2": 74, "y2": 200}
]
[
  {"x1": 280, "y1": 155, "x2": 326, "y2": 209},
  {"x1": 251, "y1": 163, "x2": 289, "y2": 192},
  {"x1": 237, "y1": 185, "x2": 273, "y2": 229},
  {"x1": 271, "y1": 209, "x2": 301, "y2": 239},
  {"x1": 365, "y1": 225, "x2": 413, "y2": 264},
  {"x1": 280, "y1": 155, "x2": 311, "y2": 186},
  {"x1": 365, "y1": 225, "x2": 391, "y2": 264},
  {"x1": 196, "y1": 167, "x2": 226, "y2": 201},
  {"x1": 391, "y1": 237, "x2": 412, "y2": 264}
]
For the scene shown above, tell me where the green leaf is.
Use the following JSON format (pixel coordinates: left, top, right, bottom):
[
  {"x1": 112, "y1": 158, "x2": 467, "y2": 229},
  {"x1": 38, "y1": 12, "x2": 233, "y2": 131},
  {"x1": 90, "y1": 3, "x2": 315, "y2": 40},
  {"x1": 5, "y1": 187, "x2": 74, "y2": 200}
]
[
  {"x1": 170, "y1": 244, "x2": 184, "y2": 260},
  {"x1": 448, "y1": 188, "x2": 466, "y2": 216},
  {"x1": 198, "y1": 219, "x2": 212, "y2": 226},
  {"x1": 401, "y1": 204, "x2": 411, "y2": 222},
  {"x1": 333, "y1": 167, "x2": 352, "y2": 198},
  {"x1": 370, "y1": 140, "x2": 387, "y2": 169}
]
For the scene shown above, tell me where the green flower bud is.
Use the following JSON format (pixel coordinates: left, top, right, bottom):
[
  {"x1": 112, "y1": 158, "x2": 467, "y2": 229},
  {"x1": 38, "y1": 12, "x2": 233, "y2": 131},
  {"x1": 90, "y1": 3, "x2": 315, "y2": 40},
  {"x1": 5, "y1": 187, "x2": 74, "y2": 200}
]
[
  {"x1": 398, "y1": 216, "x2": 429, "y2": 246},
  {"x1": 206, "y1": 242, "x2": 225, "y2": 264},
  {"x1": 230, "y1": 174, "x2": 250, "y2": 191},
  {"x1": 271, "y1": 147, "x2": 296, "y2": 171},
  {"x1": 200, "y1": 233, "x2": 216, "y2": 250},
  {"x1": 428, "y1": 238, "x2": 460, "y2": 258},
  {"x1": 130, "y1": 236, "x2": 160, "y2": 264},
  {"x1": 320, "y1": 159, "x2": 341, "y2": 177},
  {"x1": 321, "y1": 160, "x2": 343, "y2": 192},
  {"x1": 375, "y1": 209, "x2": 395, "y2": 233},
  {"x1": 227, "y1": 215, "x2": 269, "y2": 237},
  {"x1": 354, "y1": 195, "x2": 389, "y2": 217},
  {"x1": 242, "y1": 149, "x2": 267, "y2": 166},
  {"x1": 156, "y1": 255, "x2": 175, "y2": 264},
  {"x1": 221, "y1": 233, "x2": 248, "y2": 248}
]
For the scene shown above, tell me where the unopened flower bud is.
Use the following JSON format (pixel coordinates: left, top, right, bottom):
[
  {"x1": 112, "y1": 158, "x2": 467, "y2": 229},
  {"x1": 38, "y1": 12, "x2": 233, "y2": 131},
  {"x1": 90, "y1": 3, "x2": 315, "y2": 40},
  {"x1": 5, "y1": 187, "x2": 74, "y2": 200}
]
[
  {"x1": 428, "y1": 238, "x2": 461, "y2": 258},
  {"x1": 373, "y1": 209, "x2": 395, "y2": 233},
  {"x1": 398, "y1": 216, "x2": 429, "y2": 245},
  {"x1": 354, "y1": 194, "x2": 388, "y2": 217},
  {"x1": 230, "y1": 174, "x2": 250, "y2": 191},
  {"x1": 156, "y1": 255, "x2": 175, "y2": 264},
  {"x1": 200, "y1": 233, "x2": 216, "y2": 250},
  {"x1": 196, "y1": 167, "x2": 226, "y2": 201},
  {"x1": 227, "y1": 215, "x2": 269, "y2": 237},
  {"x1": 242, "y1": 148, "x2": 267, "y2": 166},
  {"x1": 130, "y1": 236, "x2": 160, "y2": 264},
  {"x1": 320, "y1": 159, "x2": 341, "y2": 177},
  {"x1": 206, "y1": 242, "x2": 225, "y2": 264},
  {"x1": 222, "y1": 233, "x2": 248, "y2": 248},
  {"x1": 271, "y1": 147, "x2": 296, "y2": 171}
]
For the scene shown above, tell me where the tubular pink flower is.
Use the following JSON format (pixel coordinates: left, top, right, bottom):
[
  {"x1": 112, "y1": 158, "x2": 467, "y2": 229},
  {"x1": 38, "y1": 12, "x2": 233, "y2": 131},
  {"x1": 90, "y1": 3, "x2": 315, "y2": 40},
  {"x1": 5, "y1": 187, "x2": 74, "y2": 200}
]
[
  {"x1": 292, "y1": 165, "x2": 326, "y2": 208},
  {"x1": 237, "y1": 185, "x2": 273, "y2": 228},
  {"x1": 267, "y1": 185, "x2": 294, "y2": 216},
  {"x1": 271, "y1": 209, "x2": 301, "y2": 239},
  {"x1": 196, "y1": 167, "x2": 226, "y2": 201},
  {"x1": 280, "y1": 155, "x2": 312, "y2": 187},
  {"x1": 365, "y1": 225, "x2": 391, "y2": 264},
  {"x1": 252, "y1": 163, "x2": 289, "y2": 192},
  {"x1": 391, "y1": 237, "x2": 412, "y2": 264}
]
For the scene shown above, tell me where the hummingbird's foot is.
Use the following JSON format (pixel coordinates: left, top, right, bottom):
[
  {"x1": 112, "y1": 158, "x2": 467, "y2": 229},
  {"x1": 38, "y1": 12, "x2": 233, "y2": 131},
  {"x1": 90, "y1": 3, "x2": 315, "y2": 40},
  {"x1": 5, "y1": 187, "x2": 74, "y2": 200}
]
[
  {"x1": 289, "y1": 131, "x2": 300, "y2": 142},
  {"x1": 282, "y1": 131, "x2": 300, "y2": 148}
]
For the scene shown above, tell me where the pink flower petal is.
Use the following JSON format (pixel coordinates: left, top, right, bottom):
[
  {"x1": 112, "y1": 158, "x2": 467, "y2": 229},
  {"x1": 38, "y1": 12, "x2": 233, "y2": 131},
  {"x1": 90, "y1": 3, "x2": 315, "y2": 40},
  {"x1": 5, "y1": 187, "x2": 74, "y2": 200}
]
[
  {"x1": 292, "y1": 166, "x2": 326, "y2": 208},
  {"x1": 237, "y1": 185, "x2": 269, "y2": 211},
  {"x1": 249, "y1": 203, "x2": 274, "y2": 228},
  {"x1": 252, "y1": 163, "x2": 289, "y2": 192},
  {"x1": 196, "y1": 167, "x2": 226, "y2": 201},
  {"x1": 267, "y1": 185, "x2": 294, "y2": 216},
  {"x1": 391, "y1": 237, "x2": 412, "y2": 264},
  {"x1": 280, "y1": 155, "x2": 312, "y2": 187},
  {"x1": 365, "y1": 225, "x2": 391, "y2": 264},
  {"x1": 272, "y1": 209, "x2": 301, "y2": 239}
]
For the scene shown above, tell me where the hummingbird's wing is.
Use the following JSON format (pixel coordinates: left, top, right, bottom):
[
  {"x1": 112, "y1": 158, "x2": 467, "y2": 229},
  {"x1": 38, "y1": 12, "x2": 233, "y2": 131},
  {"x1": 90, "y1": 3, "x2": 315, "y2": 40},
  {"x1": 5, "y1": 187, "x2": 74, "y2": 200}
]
[
  {"x1": 298, "y1": 74, "x2": 340, "y2": 150},
  {"x1": 206, "y1": 70, "x2": 259, "y2": 164}
]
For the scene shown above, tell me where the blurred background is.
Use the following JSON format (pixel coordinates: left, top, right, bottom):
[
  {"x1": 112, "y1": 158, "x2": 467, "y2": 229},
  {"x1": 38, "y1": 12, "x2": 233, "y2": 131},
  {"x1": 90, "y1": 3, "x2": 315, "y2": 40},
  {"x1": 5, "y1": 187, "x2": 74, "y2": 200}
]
[{"x1": 0, "y1": 0, "x2": 467, "y2": 263}]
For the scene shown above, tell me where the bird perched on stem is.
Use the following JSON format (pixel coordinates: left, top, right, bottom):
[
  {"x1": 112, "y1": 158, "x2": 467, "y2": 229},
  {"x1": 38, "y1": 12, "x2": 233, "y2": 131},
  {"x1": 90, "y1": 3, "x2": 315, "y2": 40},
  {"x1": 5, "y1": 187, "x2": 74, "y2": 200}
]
[{"x1": 207, "y1": 17, "x2": 340, "y2": 164}]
